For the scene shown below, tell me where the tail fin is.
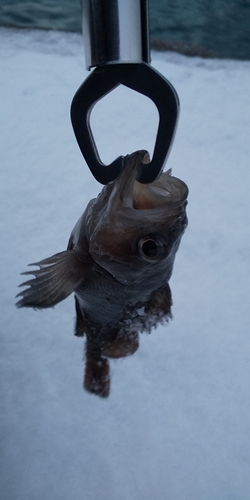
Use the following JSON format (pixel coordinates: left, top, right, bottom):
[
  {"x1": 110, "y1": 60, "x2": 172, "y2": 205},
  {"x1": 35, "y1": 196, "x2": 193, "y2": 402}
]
[
  {"x1": 84, "y1": 355, "x2": 110, "y2": 398},
  {"x1": 16, "y1": 250, "x2": 86, "y2": 309}
]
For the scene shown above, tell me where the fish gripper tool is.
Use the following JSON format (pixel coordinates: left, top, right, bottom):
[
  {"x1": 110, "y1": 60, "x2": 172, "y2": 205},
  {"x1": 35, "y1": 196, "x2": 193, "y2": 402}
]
[{"x1": 71, "y1": 0, "x2": 179, "y2": 185}]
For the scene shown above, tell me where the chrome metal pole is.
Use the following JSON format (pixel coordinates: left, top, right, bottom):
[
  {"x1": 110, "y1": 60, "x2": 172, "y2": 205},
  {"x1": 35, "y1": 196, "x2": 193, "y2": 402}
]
[{"x1": 81, "y1": 0, "x2": 150, "y2": 69}]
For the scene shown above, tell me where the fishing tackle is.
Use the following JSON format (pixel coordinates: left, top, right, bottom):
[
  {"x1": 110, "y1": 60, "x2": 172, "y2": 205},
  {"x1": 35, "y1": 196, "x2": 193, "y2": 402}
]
[{"x1": 71, "y1": 0, "x2": 180, "y2": 185}]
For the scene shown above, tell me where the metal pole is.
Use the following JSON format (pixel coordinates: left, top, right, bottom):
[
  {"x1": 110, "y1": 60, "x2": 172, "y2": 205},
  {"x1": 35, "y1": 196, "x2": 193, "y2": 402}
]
[{"x1": 81, "y1": 0, "x2": 150, "y2": 69}]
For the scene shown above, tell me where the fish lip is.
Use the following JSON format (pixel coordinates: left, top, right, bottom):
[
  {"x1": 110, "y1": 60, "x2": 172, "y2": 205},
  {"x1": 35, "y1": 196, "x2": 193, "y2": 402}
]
[{"x1": 115, "y1": 150, "x2": 150, "y2": 208}]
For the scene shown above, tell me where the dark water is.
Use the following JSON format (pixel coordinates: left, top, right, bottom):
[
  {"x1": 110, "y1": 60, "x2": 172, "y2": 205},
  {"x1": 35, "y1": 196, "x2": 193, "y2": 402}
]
[{"x1": 0, "y1": 0, "x2": 250, "y2": 59}]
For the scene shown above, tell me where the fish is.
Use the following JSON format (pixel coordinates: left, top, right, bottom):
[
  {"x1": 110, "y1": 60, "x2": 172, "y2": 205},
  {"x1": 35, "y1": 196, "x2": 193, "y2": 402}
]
[{"x1": 16, "y1": 150, "x2": 188, "y2": 397}]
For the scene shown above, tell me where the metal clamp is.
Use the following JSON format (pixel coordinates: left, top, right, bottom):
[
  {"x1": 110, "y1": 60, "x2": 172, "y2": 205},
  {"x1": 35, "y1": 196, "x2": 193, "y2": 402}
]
[{"x1": 71, "y1": 0, "x2": 179, "y2": 184}]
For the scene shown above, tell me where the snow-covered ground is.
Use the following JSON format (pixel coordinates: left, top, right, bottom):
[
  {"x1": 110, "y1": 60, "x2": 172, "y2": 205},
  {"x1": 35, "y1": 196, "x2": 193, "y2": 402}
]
[{"x1": 1, "y1": 28, "x2": 250, "y2": 500}]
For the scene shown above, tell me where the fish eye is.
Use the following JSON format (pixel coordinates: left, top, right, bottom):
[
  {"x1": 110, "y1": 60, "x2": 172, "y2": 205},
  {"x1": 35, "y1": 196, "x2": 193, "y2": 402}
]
[{"x1": 138, "y1": 237, "x2": 165, "y2": 262}]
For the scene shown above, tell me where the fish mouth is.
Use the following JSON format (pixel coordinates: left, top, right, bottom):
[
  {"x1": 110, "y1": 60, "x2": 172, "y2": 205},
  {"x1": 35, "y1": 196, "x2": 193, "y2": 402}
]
[
  {"x1": 87, "y1": 149, "x2": 188, "y2": 281},
  {"x1": 114, "y1": 150, "x2": 188, "y2": 211}
]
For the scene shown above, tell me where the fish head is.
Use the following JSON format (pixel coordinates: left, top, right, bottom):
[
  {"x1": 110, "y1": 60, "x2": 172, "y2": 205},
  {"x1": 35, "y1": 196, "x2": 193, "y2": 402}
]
[{"x1": 86, "y1": 150, "x2": 188, "y2": 286}]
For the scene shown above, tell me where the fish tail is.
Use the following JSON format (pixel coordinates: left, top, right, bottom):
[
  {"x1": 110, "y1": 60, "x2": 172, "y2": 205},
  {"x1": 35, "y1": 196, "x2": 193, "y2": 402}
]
[
  {"x1": 16, "y1": 250, "x2": 86, "y2": 309},
  {"x1": 84, "y1": 355, "x2": 110, "y2": 398}
]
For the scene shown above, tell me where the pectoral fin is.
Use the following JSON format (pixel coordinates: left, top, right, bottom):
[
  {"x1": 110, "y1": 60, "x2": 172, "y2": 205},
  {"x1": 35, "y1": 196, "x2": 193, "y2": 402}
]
[{"x1": 16, "y1": 250, "x2": 87, "y2": 309}]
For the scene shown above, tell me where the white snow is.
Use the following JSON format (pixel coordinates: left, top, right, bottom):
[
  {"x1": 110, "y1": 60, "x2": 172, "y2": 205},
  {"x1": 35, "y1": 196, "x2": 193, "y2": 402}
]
[{"x1": 1, "y1": 27, "x2": 250, "y2": 500}]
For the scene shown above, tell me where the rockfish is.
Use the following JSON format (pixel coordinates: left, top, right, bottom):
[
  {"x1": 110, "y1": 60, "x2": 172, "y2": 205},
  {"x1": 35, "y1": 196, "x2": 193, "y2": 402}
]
[{"x1": 16, "y1": 150, "x2": 188, "y2": 397}]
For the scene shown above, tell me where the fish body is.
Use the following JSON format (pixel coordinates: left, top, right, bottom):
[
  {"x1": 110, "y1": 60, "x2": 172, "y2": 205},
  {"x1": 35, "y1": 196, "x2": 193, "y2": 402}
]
[{"x1": 17, "y1": 150, "x2": 188, "y2": 396}]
